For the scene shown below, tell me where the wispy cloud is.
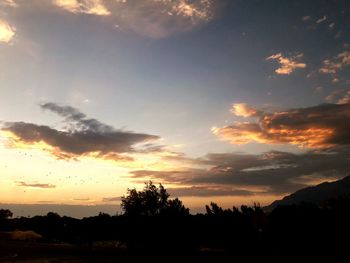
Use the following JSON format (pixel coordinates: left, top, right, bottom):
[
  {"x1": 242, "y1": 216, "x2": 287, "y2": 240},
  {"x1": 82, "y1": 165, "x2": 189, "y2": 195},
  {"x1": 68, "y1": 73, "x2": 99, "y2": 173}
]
[
  {"x1": 266, "y1": 53, "x2": 306, "y2": 75},
  {"x1": 0, "y1": 19, "x2": 15, "y2": 43},
  {"x1": 0, "y1": 0, "x2": 18, "y2": 7},
  {"x1": 212, "y1": 102, "x2": 350, "y2": 148},
  {"x1": 54, "y1": 0, "x2": 110, "y2": 16},
  {"x1": 2, "y1": 0, "x2": 217, "y2": 39},
  {"x1": 16, "y1": 181, "x2": 56, "y2": 189},
  {"x1": 73, "y1": 198, "x2": 91, "y2": 201},
  {"x1": 316, "y1": 15, "x2": 327, "y2": 24},
  {"x1": 170, "y1": 0, "x2": 213, "y2": 20},
  {"x1": 302, "y1": 15, "x2": 311, "y2": 21},
  {"x1": 319, "y1": 51, "x2": 350, "y2": 74},
  {"x1": 102, "y1": 196, "x2": 121, "y2": 203},
  {"x1": 325, "y1": 89, "x2": 350, "y2": 105},
  {"x1": 52, "y1": 0, "x2": 216, "y2": 38},
  {"x1": 111, "y1": 0, "x2": 216, "y2": 38}
]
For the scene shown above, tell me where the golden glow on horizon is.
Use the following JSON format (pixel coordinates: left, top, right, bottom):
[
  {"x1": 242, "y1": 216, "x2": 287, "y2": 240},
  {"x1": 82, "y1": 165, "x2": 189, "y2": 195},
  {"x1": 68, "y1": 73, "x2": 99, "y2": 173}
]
[
  {"x1": 1, "y1": 130, "x2": 57, "y2": 152},
  {"x1": 0, "y1": 144, "x2": 131, "y2": 205},
  {"x1": 0, "y1": 131, "x2": 197, "y2": 205},
  {"x1": 180, "y1": 194, "x2": 284, "y2": 209}
]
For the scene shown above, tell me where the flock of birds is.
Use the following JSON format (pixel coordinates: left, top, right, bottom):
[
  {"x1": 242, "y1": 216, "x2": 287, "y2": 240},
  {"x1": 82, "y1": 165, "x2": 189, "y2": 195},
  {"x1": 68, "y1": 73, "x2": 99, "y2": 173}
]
[{"x1": 2, "y1": 150, "x2": 121, "y2": 198}]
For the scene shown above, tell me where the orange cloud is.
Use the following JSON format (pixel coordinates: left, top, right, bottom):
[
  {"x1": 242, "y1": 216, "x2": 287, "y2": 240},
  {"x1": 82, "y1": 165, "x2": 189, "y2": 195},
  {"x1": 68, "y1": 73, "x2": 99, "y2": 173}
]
[
  {"x1": 325, "y1": 89, "x2": 350, "y2": 105},
  {"x1": 113, "y1": 0, "x2": 215, "y2": 38},
  {"x1": 0, "y1": 19, "x2": 15, "y2": 43},
  {"x1": 267, "y1": 53, "x2": 306, "y2": 75},
  {"x1": 171, "y1": 0, "x2": 213, "y2": 20},
  {"x1": 231, "y1": 103, "x2": 260, "y2": 117},
  {"x1": 52, "y1": 0, "x2": 215, "y2": 38},
  {"x1": 54, "y1": 0, "x2": 110, "y2": 16},
  {"x1": 319, "y1": 51, "x2": 350, "y2": 74},
  {"x1": 213, "y1": 103, "x2": 350, "y2": 148}
]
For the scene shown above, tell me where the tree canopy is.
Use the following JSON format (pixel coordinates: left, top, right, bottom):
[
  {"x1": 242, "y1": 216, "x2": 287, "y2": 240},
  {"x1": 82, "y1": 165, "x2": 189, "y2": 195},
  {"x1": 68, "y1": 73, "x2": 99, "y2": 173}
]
[
  {"x1": 121, "y1": 181, "x2": 189, "y2": 216},
  {"x1": 0, "y1": 209, "x2": 13, "y2": 220}
]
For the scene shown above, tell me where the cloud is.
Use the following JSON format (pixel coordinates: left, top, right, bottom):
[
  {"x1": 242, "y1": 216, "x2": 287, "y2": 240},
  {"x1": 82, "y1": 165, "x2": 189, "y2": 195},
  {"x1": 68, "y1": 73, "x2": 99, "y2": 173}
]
[
  {"x1": 16, "y1": 181, "x2": 56, "y2": 189},
  {"x1": 73, "y1": 198, "x2": 91, "y2": 201},
  {"x1": 0, "y1": 0, "x2": 18, "y2": 7},
  {"x1": 3, "y1": 0, "x2": 217, "y2": 39},
  {"x1": 168, "y1": 186, "x2": 256, "y2": 197},
  {"x1": 108, "y1": 0, "x2": 216, "y2": 38},
  {"x1": 328, "y1": 22, "x2": 335, "y2": 29},
  {"x1": 302, "y1": 15, "x2": 311, "y2": 21},
  {"x1": 171, "y1": 0, "x2": 213, "y2": 20},
  {"x1": 54, "y1": 0, "x2": 110, "y2": 16},
  {"x1": 1, "y1": 102, "x2": 159, "y2": 161},
  {"x1": 316, "y1": 15, "x2": 327, "y2": 24},
  {"x1": 212, "y1": 102, "x2": 350, "y2": 148},
  {"x1": 130, "y1": 148, "x2": 350, "y2": 195},
  {"x1": 266, "y1": 53, "x2": 306, "y2": 75},
  {"x1": 40, "y1": 102, "x2": 114, "y2": 133},
  {"x1": 325, "y1": 89, "x2": 350, "y2": 105},
  {"x1": 319, "y1": 51, "x2": 350, "y2": 74},
  {"x1": 0, "y1": 19, "x2": 15, "y2": 43},
  {"x1": 102, "y1": 196, "x2": 121, "y2": 202},
  {"x1": 53, "y1": 0, "x2": 216, "y2": 38},
  {"x1": 231, "y1": 103, "x2": 261, "y2": 118}
]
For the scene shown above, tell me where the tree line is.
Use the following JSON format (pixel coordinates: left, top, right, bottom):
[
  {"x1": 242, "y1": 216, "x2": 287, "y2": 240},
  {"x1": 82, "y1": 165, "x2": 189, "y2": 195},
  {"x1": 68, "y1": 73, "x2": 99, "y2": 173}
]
[{"x1": 1, "y1": 182, "x2": 350, "y2": 260}]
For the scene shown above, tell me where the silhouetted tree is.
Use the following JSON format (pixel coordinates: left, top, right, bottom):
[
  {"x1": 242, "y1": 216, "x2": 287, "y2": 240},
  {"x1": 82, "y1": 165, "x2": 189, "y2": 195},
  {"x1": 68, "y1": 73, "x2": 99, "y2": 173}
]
[
  {"x1": 206, "y1": 202, "x2": 224, "y2": 216},
  {"x1": 163, "y1": 198, "x2": 189, "y2": 216},
  {"x1": 0, "y1": 208, "x2": 13, "y2": 219},
  {"x1": 121, "y1": 181, "x2": 189, "y2": 216}
]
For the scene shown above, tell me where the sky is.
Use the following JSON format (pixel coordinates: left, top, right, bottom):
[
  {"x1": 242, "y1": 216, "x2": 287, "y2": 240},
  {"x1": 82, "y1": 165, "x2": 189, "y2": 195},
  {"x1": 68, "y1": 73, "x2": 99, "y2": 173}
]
[{"x1": 0, "y1": 0, "x2": 350, "y2": 217}]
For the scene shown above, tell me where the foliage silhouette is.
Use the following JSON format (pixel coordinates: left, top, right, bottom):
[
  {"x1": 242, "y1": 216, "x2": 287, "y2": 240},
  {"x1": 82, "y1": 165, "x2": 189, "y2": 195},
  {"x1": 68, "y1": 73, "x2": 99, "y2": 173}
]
[
  {"x1": 1, "y1": 183, "x2": 350, "y2": 261},
  {"x1": 121, "y1": 181, "x2": 189, "y2": 216},
  {"x1": 0, "y1": 209, "x2": 13, "y2": 220}
]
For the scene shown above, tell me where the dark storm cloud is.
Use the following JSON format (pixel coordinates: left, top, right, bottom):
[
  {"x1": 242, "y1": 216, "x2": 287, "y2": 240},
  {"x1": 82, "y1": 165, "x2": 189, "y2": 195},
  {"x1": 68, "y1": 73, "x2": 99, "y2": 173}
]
[
  {"x1": 16, "y1": 181, "x2": 56, "y2": 189},
  {"x1": 131, "y1": 148, "x2": 350, "y2": 195},
  {"x1": 213, "y1": 102, "x2": 350, "y2": 148},
  {"x1": 2, "y1": 103, "x2": 159, "y2": 160}
]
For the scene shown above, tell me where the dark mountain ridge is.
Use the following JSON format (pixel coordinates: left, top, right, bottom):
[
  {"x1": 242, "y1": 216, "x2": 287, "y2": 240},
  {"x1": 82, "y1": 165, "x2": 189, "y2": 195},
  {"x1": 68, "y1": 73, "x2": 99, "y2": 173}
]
[{"x1": 266, "y1": 175, "x2": 350, "y2": 211}]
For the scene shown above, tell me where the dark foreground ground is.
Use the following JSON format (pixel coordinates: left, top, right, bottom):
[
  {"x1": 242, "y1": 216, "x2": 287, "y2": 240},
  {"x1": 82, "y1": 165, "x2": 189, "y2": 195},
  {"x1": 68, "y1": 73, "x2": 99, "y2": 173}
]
[
  {"x1": 0, "y1": 240, "x2": 127, "y2": 263},
  {"x1": 0, "y1": 240, "x2": 231, "y2": 263},
  {"x1": 1, "y1": 239, "x2": 347, "y2": 263}
]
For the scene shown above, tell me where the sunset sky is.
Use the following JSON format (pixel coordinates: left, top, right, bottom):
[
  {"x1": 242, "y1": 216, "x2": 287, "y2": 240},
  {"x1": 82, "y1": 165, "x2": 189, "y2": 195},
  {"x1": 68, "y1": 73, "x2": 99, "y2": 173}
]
[{"x1": 1, "y1": 0, "x2": 350, "y2": 216}]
